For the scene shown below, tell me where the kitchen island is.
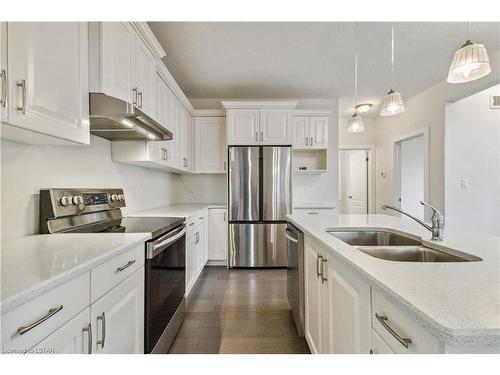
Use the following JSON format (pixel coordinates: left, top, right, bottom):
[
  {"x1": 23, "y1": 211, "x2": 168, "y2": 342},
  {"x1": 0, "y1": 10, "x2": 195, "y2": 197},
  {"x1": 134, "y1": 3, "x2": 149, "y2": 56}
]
[{"x1": 287, "y1": 213, "x2": 500, "y2": 353}]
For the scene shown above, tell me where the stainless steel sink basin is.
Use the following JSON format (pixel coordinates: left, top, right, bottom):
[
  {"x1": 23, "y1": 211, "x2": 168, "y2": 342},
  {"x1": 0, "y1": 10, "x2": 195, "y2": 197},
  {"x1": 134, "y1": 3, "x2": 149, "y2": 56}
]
[
  {"x1": 326, "y1": 229, "x2": 481, "y2": 263},
  {"x1": 327, "y1": 229, "x2": 421, "y2": 246}
]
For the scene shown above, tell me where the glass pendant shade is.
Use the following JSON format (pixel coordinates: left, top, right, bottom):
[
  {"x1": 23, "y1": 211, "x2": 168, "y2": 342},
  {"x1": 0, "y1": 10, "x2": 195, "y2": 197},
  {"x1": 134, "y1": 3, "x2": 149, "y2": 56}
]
[
  {"x1": 447, "y1": 40, "x2": 491, "y2": 83},
  {"x1": 347, "y1": 113, "x2": 365, "y2": 133},
  {"x1": 380, "y1": 89, "x2": 405, "y2": 116}
]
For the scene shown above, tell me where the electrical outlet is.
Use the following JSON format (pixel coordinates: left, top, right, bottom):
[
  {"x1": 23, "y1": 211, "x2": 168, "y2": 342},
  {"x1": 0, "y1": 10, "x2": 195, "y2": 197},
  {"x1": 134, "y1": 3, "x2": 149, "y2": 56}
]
[{"x1": 460, "y1": 178, "x2": 470, "y2": 190}]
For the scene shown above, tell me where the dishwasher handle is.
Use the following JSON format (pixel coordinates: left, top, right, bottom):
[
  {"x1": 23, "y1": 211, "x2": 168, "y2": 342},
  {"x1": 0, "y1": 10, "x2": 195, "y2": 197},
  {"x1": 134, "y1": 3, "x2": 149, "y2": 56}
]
[{"x1": 285, "y1": 229, "x2": 298, "y2": 243}]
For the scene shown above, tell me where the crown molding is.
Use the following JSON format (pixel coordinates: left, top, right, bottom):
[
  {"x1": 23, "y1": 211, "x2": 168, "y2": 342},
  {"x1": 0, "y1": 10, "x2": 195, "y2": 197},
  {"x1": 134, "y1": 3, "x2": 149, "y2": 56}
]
[
  {"x1": 131, "y1": 22, "x2": 166, "y2": 60},
  {"x1": 191, "y1": 109, "x2": 226, "y2": 117},
  {"x1": 293, "y1": 109, "x2": 332, "y2": 116},
  {"x1": 221, "y1": 101, "x2": 299, "y2": 109}
]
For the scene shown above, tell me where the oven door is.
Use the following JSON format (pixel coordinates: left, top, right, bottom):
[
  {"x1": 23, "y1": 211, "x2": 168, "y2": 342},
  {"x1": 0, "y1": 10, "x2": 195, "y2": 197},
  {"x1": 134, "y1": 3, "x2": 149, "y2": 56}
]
[{"x1": 144, "y1": 224, "x2": 186, "y2": 353}]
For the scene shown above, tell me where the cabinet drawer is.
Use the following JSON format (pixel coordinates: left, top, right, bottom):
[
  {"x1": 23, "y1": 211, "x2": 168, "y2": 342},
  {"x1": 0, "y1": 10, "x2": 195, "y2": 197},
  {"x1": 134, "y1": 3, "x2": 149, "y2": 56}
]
[
  {"x1": 371, "y1": 289, "x2": 441, "y2": 354},
  {"x1": 186, "y1": 211, "x2": 207, "y2": 228},
  {"x1": 91, "y1": 245, "x2": 144, "y2": 303},
  {"x1": 371, "y1": 329, "x2": 395, "y2": 354},
  {"x1": 293, "y1": 208, "x2": 335, "y2": 215},
  {"x1": 1, "y1": 272, "x2": 90, "y2": 352}
]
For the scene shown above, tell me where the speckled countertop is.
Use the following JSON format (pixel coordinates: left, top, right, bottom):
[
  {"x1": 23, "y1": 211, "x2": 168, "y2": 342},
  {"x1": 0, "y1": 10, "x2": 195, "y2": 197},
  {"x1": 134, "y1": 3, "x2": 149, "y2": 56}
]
[
  {"x1": 287, "y1": 213, "x2": 500, "y2": 347},
  {"x1": 1, "y1": 233, "x2": 150, "y2": 313},
  {"x1": 130, "y1": 203, "x2": 227, "y2": 218}
]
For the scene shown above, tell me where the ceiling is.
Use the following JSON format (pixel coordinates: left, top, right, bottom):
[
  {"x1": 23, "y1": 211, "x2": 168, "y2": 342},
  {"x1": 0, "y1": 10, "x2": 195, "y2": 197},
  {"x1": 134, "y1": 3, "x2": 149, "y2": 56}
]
[{"x1": 148, "y1": 22, "x2": 500, "y2": 117}]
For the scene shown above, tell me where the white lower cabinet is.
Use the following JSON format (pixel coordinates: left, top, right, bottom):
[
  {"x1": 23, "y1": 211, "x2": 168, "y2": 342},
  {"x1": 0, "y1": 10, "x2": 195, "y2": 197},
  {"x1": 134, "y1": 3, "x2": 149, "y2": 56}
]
[
  {"x1": 304, "y1": 237, "x2": 371, "y2": 354},
  {"x1": 90, "y1": 267, "x2": 144, "y2": 354},
  {"x1": 32, "y1": 308, "x2": 91, "y2": 354},
  {"x1": 371, "y1": 329, "x2": 395, "y2": 354},
  {"x1": 185, "y1": 212, "x2": 208, "y2": 296},
  {"x1": 208, "y1": 208, "x2": 227, "y2": 262}
]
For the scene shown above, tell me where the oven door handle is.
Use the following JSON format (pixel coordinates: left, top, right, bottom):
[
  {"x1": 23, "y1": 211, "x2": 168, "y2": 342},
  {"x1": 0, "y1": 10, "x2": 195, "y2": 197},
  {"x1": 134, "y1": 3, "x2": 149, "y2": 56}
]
[{"x1": 147, "y1": 225, "x2": 186, "y2": 259}]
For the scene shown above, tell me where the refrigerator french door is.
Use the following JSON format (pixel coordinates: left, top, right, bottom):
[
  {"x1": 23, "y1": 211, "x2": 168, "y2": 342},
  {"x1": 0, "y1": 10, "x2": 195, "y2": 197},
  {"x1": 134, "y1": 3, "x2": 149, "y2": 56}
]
[{"x1": 228, "y1": 146, "x2": 291, "y2": 267}]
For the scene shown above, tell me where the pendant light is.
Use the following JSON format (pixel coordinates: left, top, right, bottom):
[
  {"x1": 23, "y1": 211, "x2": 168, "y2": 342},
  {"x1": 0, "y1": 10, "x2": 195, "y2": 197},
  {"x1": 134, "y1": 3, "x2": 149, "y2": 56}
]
[
  {"x1": 447, "y1": 22, "x2": 491, "y2": 83},
  {"x1": 347, "y1": 22, "x2": 365, "y2": 133},
  {"x1": 380, "y1": 25, "x2": 405, "y2": 117}
]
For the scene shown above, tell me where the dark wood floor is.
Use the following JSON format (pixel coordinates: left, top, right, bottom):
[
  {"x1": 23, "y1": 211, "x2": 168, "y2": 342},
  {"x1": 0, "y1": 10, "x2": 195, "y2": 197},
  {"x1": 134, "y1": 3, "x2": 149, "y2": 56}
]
[{"x1": 169, "y1": 267, "x2": 310, "y2": 354}]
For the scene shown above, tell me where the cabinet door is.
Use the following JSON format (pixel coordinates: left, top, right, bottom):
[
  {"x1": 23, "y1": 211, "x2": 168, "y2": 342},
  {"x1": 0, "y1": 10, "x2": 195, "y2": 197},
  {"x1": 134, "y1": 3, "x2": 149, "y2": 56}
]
[
  {"x1": 309, "y1": 116, "x2": 328, "y2": 149},
  {"x1": 227, "y1": 108, "x2": 259, "y2": 145},
  {"x1": 185, "y1": 227, "x2": 197, "y2": 295},
  {"x1": 326, "y1": 255, "x2": 371, "y2": 354},
  {"x1": 260, "y1": 108, "x2": 292, "y2": 145},
  {"x1": 91, "y1": 268, "x2": 144, "y2": 354},
  {"x1": 99, "y1": 22, "x2": 135, "y2": 104},
  {"x1": 32, "y1": 308, "x2": 91, "y2": 354},
  {"x1": 134, "y1": 36, "x2": 155, "y2": 117},
  {"x1": 304, "y1": 241, "x2": 322, "y2": 354},
  {"x1": 292, "y1": 116, "x2": 309, "y2": 149},
  {"x1": 7, "y1": 22, "x2": 89, "y2": 144},
  {"x1": 195, "y1": 117, "x2": 226, "y2": 173},
  {"x1": 180, "y1": 108, "x2": 192, "y2": 170},
  {"x1": 1, "y1": 22, "x2": 7, "y2": 123},
  {"x1": 208, "y1": 209, "x2": 227, "y2": 261}
]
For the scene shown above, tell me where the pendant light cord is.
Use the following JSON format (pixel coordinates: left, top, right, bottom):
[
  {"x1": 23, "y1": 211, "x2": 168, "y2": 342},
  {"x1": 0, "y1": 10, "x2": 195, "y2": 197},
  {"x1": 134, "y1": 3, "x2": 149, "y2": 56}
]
[
  {"x1": 354, "y1": 22, "x2": 358, "y2": 110},
  {"x1": 467, "y1": 21, "x2": 471, "y2": 41},
  {"x1": 391, "y1": 24, "x2": 394, "y2": 88}
]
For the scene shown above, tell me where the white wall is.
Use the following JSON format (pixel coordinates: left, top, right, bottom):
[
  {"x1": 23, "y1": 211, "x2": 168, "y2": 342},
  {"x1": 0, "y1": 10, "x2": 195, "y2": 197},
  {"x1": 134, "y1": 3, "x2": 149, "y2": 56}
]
[
  {"x1": 373, "y1": 50, "x2": 500, "y2": 215},
  {"x1": 445, "y1": 84, "x2": 500, "y2": 236},
  {"x1": 1, "y1": 135, "x2": 180, "y2": 239},
  {"x1": 190, "y1": 98, "x2": 339, "y2": 209},
  {"x1": 338, "y1": 117, "x2": 377, "y2": 147}
]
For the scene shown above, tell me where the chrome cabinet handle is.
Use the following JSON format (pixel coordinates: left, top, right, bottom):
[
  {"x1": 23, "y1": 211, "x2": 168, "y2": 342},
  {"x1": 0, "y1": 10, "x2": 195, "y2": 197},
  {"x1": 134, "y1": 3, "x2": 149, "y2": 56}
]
[
  {"x1": 255, "y1": 131, "x2": 258, "y2": 142},
  {"x1": 189, "y1": 222, "x2": 194, "y2": 227},
  {"x1": 132, "y1": 87, "x2": 138, "y2": 106},
  {"x1": 165, "y1": 148, "x2": 168, "y2": 161},
  {"x1": 316, "y1": 255, "x2": 323, "y2": 278},
  {"x1": 82, "y1": 323, "x2": 92, "y2": 354},
  {"x1": 375, "y1": 313, "x2": 412, "y2": 348},
  {"x1": 284, "y1": 230, "x2": 298, "y2": 243},
  {"x1": 321, "y1": 258, "x2": 327, "y2": 283},
  {"x1": 223, "y1": 161, "x2": 226, "y2": 171},
  {"x1": 305, "y1": 137, "x2": 308, "y2": 146},
  {"x1": 260, "y1": 132, "x2": 263, "y2": 142},
  {"x1": 116, "y1": 259, "x2": 135, "y2": 273},
  {"x1": 16, "y1": 79, "x2": 26, "y2": 114},
  {"x1": 0, "y1": 69, "x2": 6, "y2": 107},
  {"x1": 199, "y1": 216, "x2": 204, "y2": 220},
  {"x1": 137, "y1": 91, "x2": 143, "y2": 108},
  {"x1": 17, "y1": 305, "x2": 63, "y2": 335},
  {"x1": 310, "y1": 136, "x2": 314, "y2": 145},
  {"x1": 97, "y1": 312, "x2": 106, "y2": 348}
]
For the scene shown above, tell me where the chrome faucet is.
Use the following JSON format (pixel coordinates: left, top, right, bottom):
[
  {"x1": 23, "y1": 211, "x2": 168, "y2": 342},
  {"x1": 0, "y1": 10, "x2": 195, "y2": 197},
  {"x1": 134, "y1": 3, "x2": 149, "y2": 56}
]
[{"x1": 382, "y1": 201, "x2": 445, "y2": 241}]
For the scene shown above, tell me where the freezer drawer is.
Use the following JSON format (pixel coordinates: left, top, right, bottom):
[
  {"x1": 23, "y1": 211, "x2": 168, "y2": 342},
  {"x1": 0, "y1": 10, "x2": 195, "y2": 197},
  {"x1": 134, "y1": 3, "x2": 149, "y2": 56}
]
[
  {"x1": 262, "y1": 146, "x2": 292, "y2": 221},
  {"x1": 228, "y1": 223, "x2": 288, "y2": 267},
  {"x1": 228, "y1": 146, "x2": 260, "y2": 221}
]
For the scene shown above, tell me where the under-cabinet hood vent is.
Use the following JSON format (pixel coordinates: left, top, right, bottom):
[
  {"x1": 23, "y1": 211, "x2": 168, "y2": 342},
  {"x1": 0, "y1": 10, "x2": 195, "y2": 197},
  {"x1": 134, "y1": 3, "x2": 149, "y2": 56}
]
[{"x1": 89, "y1": 93, "x2": 173, "y2": 141}]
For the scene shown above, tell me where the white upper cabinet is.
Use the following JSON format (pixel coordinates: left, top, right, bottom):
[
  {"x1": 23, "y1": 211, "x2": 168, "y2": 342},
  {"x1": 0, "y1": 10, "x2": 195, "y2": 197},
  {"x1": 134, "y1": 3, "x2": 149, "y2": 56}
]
[
  {"x1": 309, "y1": 116, "x2": 328, "y2": 149},
  {"x1": 195, "y1": 117, "x2": 227, "y2": 173},
  {"x1": 227, "y1": 108, "x2": 260, "y2": 145},
  {"x1": 259, "y1": 108, "x2": 292, "y2": 145},
  {"x1": 292, "y1": 116, "x2": 309, "y2": 149},
  {"x1": 91, "y1": 22, "x2": 135, "y2": 104},
  {"x1": 224, "y1": 102, "x2": 297, "y2": 146},
  {"x1": 134, "y1": 36, "x2": 156, "y2": 117},
  {"x1": 2, "y1": 22, "x2": 89, "y2": 145},
  {"x1": 292, "y1": 113, "x2": 329, "y2": 150},
  {"x1": 1, "y1": 23, "x2": 8, "y2": 124}
]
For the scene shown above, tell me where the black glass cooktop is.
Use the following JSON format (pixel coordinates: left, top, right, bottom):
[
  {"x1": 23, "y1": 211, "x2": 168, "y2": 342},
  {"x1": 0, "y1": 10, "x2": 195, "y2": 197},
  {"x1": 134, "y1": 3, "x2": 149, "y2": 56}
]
[{"x1": 67, "y1": 216, "x2": 185, "y2": 238}]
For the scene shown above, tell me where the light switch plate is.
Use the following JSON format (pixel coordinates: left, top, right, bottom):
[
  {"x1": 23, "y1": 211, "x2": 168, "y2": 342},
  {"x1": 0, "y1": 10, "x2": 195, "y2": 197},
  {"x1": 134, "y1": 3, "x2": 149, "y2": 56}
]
[{"x1": 460, "y1": 178, "x2": 470, "y2": 189}]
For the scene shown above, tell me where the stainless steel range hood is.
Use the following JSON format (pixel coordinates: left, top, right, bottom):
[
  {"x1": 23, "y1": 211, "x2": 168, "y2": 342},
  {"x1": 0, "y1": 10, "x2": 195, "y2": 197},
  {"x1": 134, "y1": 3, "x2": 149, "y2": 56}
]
[{"x1": 89, "y1": 93, "x2": 173, "y2": 141}]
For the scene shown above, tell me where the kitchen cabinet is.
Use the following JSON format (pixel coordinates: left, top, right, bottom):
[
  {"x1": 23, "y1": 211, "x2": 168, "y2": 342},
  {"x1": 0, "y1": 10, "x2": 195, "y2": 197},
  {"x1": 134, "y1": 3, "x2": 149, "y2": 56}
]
[
  {"x1": 208, "y1": 208, "x2": 227, "y2": 262},
  {"x1": 1, "y1": 23, "x2": 7, "y2": 124},
  {"x1": 90, "y1": 267, "x2": 144, "y2": 354},
  {"x1": 180, "y1": 108, "x2": 193, "y2": 171},
  {"x1": 304, "y1": 237, "x2": 370, "y2": 354},
  {"x1": 194, "y1": 117, "x2": 227, "y2": 173},
  {"x1": 134, "y1": 35, "x2": 156, "y2": 118},
  {"x1": 1, "y1": 22, "x2": 89, "y2": 145},
  {"x1": 186, "y1": 212, "x2": 208, "y2": 296},
  {"x1": 32, "y1": 308, "x2": 91, "y2": 354},
  {"x1": 89, "y1": 22, "x2": 135, "y2": 104},
  {"x1": 259, "y1": 108, "x2": 292, "y2": 145},
  {"x1": 227, "y1": 108, "x2": 260, "y2": 145},
  {"x1": 292, "y1": 115, "x2": 328, "y2": 150},
  {"x1": 371, "y1": 329, "x2": 395, "y2": 354}
]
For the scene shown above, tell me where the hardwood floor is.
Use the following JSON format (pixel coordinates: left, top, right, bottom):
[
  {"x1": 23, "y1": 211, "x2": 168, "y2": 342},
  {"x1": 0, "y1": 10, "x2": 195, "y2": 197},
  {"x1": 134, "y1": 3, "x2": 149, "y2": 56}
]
[{"x1": 169, "y1": 267, "x2": 310, "y2": 354}]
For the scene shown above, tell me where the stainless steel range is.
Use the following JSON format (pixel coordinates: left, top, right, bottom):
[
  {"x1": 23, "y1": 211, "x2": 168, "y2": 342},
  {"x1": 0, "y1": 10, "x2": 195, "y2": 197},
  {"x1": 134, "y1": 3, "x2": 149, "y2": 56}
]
[{"x1": 39, "y1": 188, "x2": 186, "y2": 354}]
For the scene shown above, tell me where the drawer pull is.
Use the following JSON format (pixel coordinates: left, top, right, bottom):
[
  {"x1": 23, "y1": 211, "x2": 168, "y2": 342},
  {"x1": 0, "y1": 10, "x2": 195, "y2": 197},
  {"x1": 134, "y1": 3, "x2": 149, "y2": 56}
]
[
  {"x1": 17, "y1": 305, "x2": 63, "y2": 335},
  {"x1": 320, "y1": 258, "x2": 328, "y2": 283},
  {"x1": 97, "y1": 312, "x2": 106, "y2": 348},
  {"x1": 116, "y1": 259, "x2": 135, "y2": 273},
  {"x1": 82, "y1": 323, "x2": 92, "y2": 354},
  {"x1": 375, "y1": 313, "x2": 412, "y2": 348},
  {"x1": 316, "y1": 255, "x2": 323, "y2": 278}
]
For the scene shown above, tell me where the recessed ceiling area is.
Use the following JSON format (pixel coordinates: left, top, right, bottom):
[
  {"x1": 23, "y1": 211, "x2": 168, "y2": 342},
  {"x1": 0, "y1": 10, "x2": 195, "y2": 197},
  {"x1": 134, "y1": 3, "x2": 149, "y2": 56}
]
[{"x1": 149, "y1": 22, "x2": 500, "y2": 116}]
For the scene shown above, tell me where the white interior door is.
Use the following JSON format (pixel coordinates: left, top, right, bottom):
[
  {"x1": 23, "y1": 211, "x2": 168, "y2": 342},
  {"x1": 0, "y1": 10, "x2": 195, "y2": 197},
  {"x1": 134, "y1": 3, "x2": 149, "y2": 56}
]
[
  {"x1": 340, "y1": 150, "x2": 368, "y2": 214},
  {"x1": 396, "y1": 135, "x2": 424, "y2": 219}
]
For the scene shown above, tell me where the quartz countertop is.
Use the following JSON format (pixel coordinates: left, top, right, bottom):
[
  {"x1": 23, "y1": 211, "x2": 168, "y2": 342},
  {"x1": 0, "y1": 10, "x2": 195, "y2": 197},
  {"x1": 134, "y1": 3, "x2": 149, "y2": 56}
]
[
  {"x1": 287, "y1": 213, "x2": 500, "y2": 347},
  {"x1": 130, "y1": 203, "x2": 227, "y2": 219},
  {"x1": 1, "y1": 233, "x2": 150, "y2": 313}
]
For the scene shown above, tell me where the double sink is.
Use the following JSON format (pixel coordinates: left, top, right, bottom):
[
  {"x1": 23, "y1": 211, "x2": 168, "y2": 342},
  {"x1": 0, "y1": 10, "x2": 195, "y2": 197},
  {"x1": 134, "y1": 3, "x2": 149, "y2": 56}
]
[{"x1": 326, "y1": 229, "x2": 481, "y2": 262}]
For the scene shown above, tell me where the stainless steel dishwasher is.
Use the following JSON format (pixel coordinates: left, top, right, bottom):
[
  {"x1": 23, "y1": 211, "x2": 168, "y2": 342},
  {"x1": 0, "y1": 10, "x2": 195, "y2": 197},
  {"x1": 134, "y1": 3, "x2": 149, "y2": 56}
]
[{"x1": 285, "y1": 223, "x2": 304, "y2": 337}]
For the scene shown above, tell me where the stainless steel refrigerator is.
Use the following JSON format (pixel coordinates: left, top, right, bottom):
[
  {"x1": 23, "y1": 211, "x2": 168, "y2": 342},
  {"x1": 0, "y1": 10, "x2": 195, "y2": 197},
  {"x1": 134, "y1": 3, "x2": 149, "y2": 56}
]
[{"x1": 228, "y1": 146, "x2": 292, "y2": 267}]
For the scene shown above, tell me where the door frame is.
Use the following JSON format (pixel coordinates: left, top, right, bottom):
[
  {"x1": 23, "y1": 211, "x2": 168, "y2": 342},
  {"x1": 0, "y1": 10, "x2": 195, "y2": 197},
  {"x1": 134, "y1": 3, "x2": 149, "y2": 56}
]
[
  {"x1": 391, "y1": 127, "x2": 430, "y2": 220},
  {"x1": 338, "y1": 145, "x2": 376, "y2": 214}
]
